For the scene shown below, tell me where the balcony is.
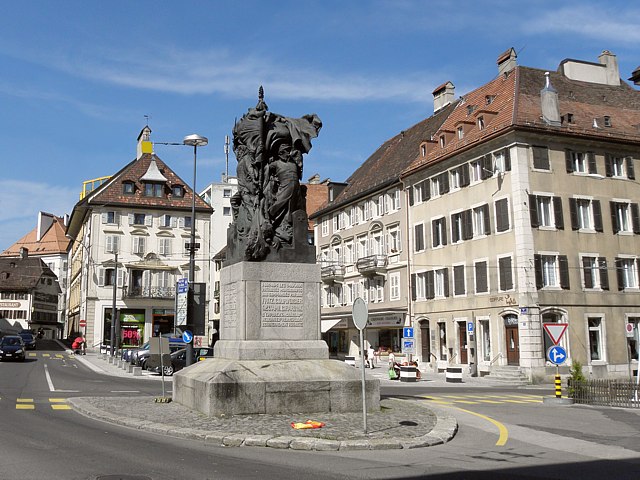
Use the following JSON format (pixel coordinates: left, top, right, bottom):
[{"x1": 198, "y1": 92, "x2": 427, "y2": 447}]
[
  {"x1": 356, "y1": 255, "x2": 388, "y2": 276},
  {"x1": 321, "y1": 264, "x2": 346, "y2": 284},
  {"x1": 124, "y1": 286, "x2": 176, "y2": 300}
]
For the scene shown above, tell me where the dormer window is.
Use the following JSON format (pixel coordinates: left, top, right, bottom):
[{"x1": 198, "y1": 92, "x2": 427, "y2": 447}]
[
  {"x1": 457, "y1": 127, "x2": 464, "y2": 139},
  {"x1": 439, "y1": 135, "x2": 445, "y2": 148},
  {"x1": 123, "y1": 182, "x2": 135, "y2": 195},
  {"x1": 485, "y1": 95, "x2": 495, "y2": 105},
  {"x1": 144, "y1": 182, "x2": 164, "y2": 197},
  {"x1": 172, "y1": 185, "x2": 184, "y2": 197},
  {"x1": 420, "y1": 142, "x2": 427, "y2": 157},
  {"x1": 467, "y1": 105, "x2": 476, "y2": 115},
  {"x1": 604, "y1": 116, "x2": 612, "y2": 127},
  {"x1": 477, "y1": 116, "x2": 485, "y2": 130}
]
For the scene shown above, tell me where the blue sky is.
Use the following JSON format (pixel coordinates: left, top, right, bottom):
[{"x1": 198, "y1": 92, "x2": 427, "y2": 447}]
[{"x1": 1, "y1": 1, "x2": 638, "y2": 252}]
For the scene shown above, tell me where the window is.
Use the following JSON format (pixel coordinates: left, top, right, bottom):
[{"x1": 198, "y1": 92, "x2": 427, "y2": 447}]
[
  {"x1": 161, "y1": 214, "x2": 176, "y2": 228},
  {"x1": 144, "y1": 182, "x2": 164, "y2": 197},
  {"x1": 159, "y1": 238, "x2": 171, "y2": 256},
  {"x1": 132, "y1": 236, "x2": 146, "y2": 255},
  {"x1": 451, "y1": 212, "x2": 464, "y2": 243},
  {"x1": 357, "y1": 236, "x2": 368, "y2": 259},
  {"x1": 566, "y1": 150, "x2": 596, "y2": 174},
  {"x1": 530, "y1": 195, "x2": 564, "y2": 229},
  {"x1": 432, "y1": 217, "x2": 447, "y2": 247},
  {"x1": 611, "y1": 201, "x2": 640, "y2": 234},
  {"x1": 105, "y1": 235, "x2": 120, "y2": 254},
  {"x1": 439, "y1": 135, "x2": 445, "y2": 148},
  {"x1": 102, "y1": 211, "x2": 119, "y2": 225},
  {"x1": 183, "y1": 216, "x2": 192, "y2": 229},
  {"x1": 333, "y1": 214, "x2": 339, "y2": 232},
  {"x1": 493, "y1": 149, "x2": 510, "y2": 174},
  {"x1": 105, "y1": 268, "x2": 116, "y2": 286},
  {"x1": 569, "y1": 198, "x2": 602, "y2": 231},
  {"x1": 588, "y1": 317, "x2": 604, "y2": 361},
  {"x1": 604, "y1": 116, "x2": 612, "y2": 128},
  {"x1": 453, "y1": 264, "x2": 466, "y2": 296},
  {"x1": 627, "y1": 317, "x2": 640, "y2": 361},
  {"x1": 123, "y1": 182, "x2": 135, "y2": 194},
  {"x1": 130, "y1": 213, "x2": 149, "y2": 226},
  {"x1": 343, "y1": 241, "x2": 354, "y2": 264},
  {"x1": 223, "y1": 188, "x2": 232, "y2": 198},
  {"x1": 434, "y1": 268, "x2": 448, "y2": 298},
  {"x1": 99, "y1": 267, "x2": 123, "y2": 287},
  {"x1": 473, "y1": 204, "x2": 490, "y2": 237},
  {"x1": 495, "y1": 198, "x2": 510, "y2": 232},
  {"x1": 390, "y1": 273, "x2": 400, "y2": 300},
  {"x1": 369, "y1": 277, "x2": 384, "y2": 303},
  {"x1": 498, "y1": 256, "x2": 513, "y2": 291},
  {"x1": 413, "y1": 182, "x2": 424, "y2": 204},
  {"x1": 532, "y1": 146, "x2": 550, "y2": 170},
  {"x1": 387, "y1": 227, "x2": 401, "y2": 254},
  {"x1": 605, "y1": 155, "x2": 635, "y2": 180},
  {"x1": 581, "y1": 255, "x2": 609, "y2": 290},
  {"x1": 438, "y1": 322, "x2": 447, "y2": 360},
  {"x1": 172, "y1": 185, "x2": 184, "y2": 197},
  {"x1": 457, "y1": 126, "x2": 464, "y2": 139},
  {"x1": 223, "y1": 206, "x2": 231, "y2": 216},
  {"x1": 535, "y1": 254, "x2": 570, "y2": 289},
  {"x1": 469, "y1": 160, "x2": 482, "y2": 183},
  {"x1": 414, "y1": 223, "x2": 425, "y2": 252},
  {"x1": 616, "y1": 257, "x2": 639, "y2": 290},
  {"x1": 477, "y1": 116, "x2": 485, "y2": 130},
  {"x1": 321, "y1": 218, "x2": 329, "y2": 237},
  {"x1": 450, "y1": 167, "x2": 461, "y2": 189}
]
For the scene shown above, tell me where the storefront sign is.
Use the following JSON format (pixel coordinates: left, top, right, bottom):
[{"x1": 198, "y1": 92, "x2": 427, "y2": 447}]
[
  {"x1": 366, "y1": 314, "x2": 404, "y2": 327},
  {"x1": 0, "y1": 302, "x2": 20, "y2": 308}
]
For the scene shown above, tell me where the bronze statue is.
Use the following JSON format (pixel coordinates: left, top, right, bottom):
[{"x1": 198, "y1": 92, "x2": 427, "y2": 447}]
[{"x1": 226, "y1": 87, "x2": 322, "y2": 265}]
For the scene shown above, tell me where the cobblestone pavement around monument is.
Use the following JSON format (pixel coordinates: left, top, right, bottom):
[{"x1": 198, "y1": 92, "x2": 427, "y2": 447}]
[{"x1": 65, "y1": 348, "x2": 545, "y2": 451}]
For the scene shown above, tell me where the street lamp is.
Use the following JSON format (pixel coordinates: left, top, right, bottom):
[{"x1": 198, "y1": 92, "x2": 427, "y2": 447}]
[{"x1": 183, "y1": 134, "x2": 208, "y2": 366}]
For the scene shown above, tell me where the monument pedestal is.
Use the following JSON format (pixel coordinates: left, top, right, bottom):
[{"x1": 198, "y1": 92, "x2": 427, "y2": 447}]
[{"x1": 174, "y1": 261, "x2": 380, "y2": 415}]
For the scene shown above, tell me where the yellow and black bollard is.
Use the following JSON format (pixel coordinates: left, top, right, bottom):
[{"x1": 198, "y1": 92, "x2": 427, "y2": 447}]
[{"x1": 555, "y1": 374, "x2": 562, "y2": 398}]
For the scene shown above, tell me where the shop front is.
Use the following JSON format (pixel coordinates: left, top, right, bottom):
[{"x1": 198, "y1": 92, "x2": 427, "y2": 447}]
[
  {"x1": 152, "y1": 309, "x2": 175, "y2": 336},
  {"x1": 103, "y1": 308, "x2": 145, "y2": 350}
]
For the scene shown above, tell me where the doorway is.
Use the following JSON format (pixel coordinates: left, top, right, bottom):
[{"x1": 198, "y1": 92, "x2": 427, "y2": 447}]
[
  {"x1": 458, "y1": 322, "x2": 468, "y2": 364},
  {"x1": 505, "y1": 325, "x2": 520, "y2": 365},
  {"x1": 420, "y1": 321, "x2": 430, "y2": 364}
]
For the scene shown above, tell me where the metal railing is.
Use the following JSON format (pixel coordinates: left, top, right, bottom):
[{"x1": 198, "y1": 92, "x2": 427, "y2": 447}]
[
  {"x1": 489, "y1": 352, "x2": 503, "y2": 365},
  {"x1": 569, "y1": 379, "x2": 640, "y2": 409}
]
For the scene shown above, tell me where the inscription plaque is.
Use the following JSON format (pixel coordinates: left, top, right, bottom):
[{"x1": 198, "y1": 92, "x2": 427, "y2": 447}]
[
  {"x1": 223, "y1": 282, "x2": 238, "y2": 328},
  {"x1": 261, "y1": 281, "x2": 304, "y2": 328}
]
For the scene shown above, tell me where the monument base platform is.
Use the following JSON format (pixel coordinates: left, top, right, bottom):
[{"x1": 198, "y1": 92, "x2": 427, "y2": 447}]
[{"x1": 173, "y1": 358, "x2": 380, "y2": 416}]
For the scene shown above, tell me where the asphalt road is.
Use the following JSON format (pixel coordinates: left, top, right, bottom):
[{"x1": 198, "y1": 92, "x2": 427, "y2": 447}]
[{"x1": 2, "y1": 342, "x2": 640, "y2": 479}]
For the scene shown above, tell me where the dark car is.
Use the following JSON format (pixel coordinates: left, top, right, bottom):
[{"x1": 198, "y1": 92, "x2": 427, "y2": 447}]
[
  {"x1": 148, "y1": 347, "x2": 214, "y2": 376},
  {"x1": 0, "y1": 335, "x2": 26, "y2": 361},
  {"x1": 19, "y1": 332, "x2": 37, "y2": 350},
  {"x1": 131, "y1": 338, "x2": 185, "y2": 369}
]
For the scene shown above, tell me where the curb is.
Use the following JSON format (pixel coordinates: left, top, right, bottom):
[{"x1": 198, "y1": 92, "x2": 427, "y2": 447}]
[{"x1": 68, "y1": 397, "x2": 457, "y2": 451}]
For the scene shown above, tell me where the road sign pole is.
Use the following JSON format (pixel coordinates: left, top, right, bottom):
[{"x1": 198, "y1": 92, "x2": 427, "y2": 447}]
[
  {"x1": 359, "y1": 327, "x2": 367, "y2": 434},
  {"x1": 555, "y1": 367, "x2": 562, "y2": 399}
]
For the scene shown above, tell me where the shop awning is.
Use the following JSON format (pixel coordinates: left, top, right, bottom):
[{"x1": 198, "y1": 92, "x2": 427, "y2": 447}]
[{"x1": 321, "y1": 319, "x2": 342, "y2": 333}]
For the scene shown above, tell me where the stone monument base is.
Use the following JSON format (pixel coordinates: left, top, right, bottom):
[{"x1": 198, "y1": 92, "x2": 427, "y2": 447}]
[{"x1": 173, "y1": 358, "x2": 380, "y2": 416}]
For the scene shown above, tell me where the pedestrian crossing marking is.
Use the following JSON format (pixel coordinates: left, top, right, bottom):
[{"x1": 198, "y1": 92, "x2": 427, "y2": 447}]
[
  {"x1": 51, "y1": 404, "x2": 72, "y2": 410},
  {"x1": 16, "y1": 404, "x2": 35, "y2": 410},
  {"x1": 42, "y1": 353, "x2": 50, "y2": 357},
  {"x1": 55, "y1": 354, "x2": 64, "y2": 359},
  {"x1": 14, "y1": 398, "x2": 71, "y2": 410},
  {"x1": 28, "y1": 353, "x2": 37, "y2": 357},
  {"x1": 49, "y1": 398, "x2": 66, "y2": 402},
  {"x1": 17, "y1": 398, "x2": 33, "y2": 403}
]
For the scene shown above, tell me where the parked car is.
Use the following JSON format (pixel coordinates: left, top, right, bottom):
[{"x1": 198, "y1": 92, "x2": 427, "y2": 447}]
[
  {"x1": 18, "y1": 332, "x2": 37, "y2": 350},
  {"x1": 131, "y1": 337, "x2": 185, "y2": 369},
  {"x1": 148, "y1": 347, "x2": 214, "y2": 376},
  {"x1": 0, "y1": 335, "x2": 26, "y2": 361}
]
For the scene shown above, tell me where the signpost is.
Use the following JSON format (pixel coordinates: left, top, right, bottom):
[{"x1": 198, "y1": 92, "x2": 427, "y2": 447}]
[
  {"x1": 352, "y1": 297, "x2": 368, "y2": 434},
  {"x1": 543, "y1": 323, "x2": 569, "y2": 399},
  {"x1": 176, "y1": 279, "x2": 188, "y2": 328}
]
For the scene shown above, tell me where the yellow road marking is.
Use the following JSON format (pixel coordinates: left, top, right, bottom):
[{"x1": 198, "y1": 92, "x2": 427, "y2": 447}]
[
  {"x1": 16, "y1": 398, "x2": 33, "y2": 403},
  {"x1": 429, "y1": 400, "x2": 454, "y2": 405},
  {"x1": 49, "y1": 398, "x2": 67, "y2": 403},
  {"x1": 51, "y1": 404, "x2": 72, "y2": 410},
  {"x1": 475, "y1": 400, "x2": 504, "y2": 404},
  {"x1": 501, "y1": 399, "x2": 528, "y2": 403},
  {"x1": 28, "y1": 353, "x2": 37, "y2": 357},
  {"x1": 456, "y1": 407, "x2": 509, "y2": 446},
  {"x1": 442, "y1": 395, "x2": 469, "y2": 399},
  {"x1": 16, "y1": 404, "x2": 35, "y2": 410},
  {"x1": 42, "y1": 353, "x2": 50, "y2": 357},
  {"x1": 55, "y1": 354, "x2": 64, "y2": 359}
]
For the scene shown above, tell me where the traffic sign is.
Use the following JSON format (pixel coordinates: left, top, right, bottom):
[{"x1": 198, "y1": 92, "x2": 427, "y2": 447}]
[
  {"x1": 182, "y1": 330, "x2": 193, "y2": 344},
  {"x1": 402, "y1": 338, "x2": 416, "y2": 355},
  {"x1": 467, "y1": 321, "x2": 474, "y2": 333},
  {"x1": 177, "y1": 278, "x2": 189, "y2": 294},
  {"x1": 543, "y1": 323, "x2": 568, "y2": 345},
  {"x1": 352, "y1": 297, "x2": 368, "y2": 330},
  {"x1": 403, "y1": 327, "x2": 414, "y2": 338},
  {"x1": 625, "y1": 323, "x2": 635, "y2": 338},
  {"x1": 79, "y1": 319, "x2": 87, "y2": 328},
  {"x1": 547, "y1": 345, "x2": 567, "y2": 365}
]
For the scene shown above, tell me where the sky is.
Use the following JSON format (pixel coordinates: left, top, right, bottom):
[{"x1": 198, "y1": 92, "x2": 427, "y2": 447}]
[{"x1": 1, "y1": 0, "x2": 638, "y2": 252}]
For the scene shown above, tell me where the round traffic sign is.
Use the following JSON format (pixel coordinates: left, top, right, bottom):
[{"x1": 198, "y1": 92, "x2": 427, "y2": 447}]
[
  {"x1": 547, "y1": 345, "x2": 567, "y2": 365},
  {"x1": 182, "y1": 330, "x2": 193, "y2": 344},
  {"x1": 352, "y1": 297, "x2": 368, "y2": 330},
  {"x1": 79, "y1": 319, "x2": 87, "y2": 328}
]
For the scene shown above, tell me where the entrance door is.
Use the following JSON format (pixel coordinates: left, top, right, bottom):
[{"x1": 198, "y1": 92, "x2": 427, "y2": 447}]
[
  {"x1": 420, "y1": 322, "x2": 430, "y2": 364},
  {"x1": 458, "y1": 322, "x2": 468, "y2": 364},
  {"x1": 505, "y1": 325, "x2": 520, "y2": 365}
]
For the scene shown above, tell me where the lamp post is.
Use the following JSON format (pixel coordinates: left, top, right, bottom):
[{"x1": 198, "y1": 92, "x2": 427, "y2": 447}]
[{"x1": 183, "y1": 134, "x2": 208, "y2": 366}]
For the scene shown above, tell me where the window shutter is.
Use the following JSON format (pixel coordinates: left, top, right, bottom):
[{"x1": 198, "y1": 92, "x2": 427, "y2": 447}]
[
  {"x1": 496, "y1": 198, "x2": 509, "y2": 232},
  {"x1": 610, "y1": 202, "x2": 620, "y2": 234},
  {"x1": 632, "y1": 203, "x2": 640, "y2": 234},
  {"x1": 587, "y1": 152, "x2": 597, "y2": 174},
  {"x1": 408, "y1": 186, "x2": 414, "y2": 206},
  {"x1": 102, "y1": 212, "x2": 108, "y2": 224},
  {"x1": 441, "y1": 217, "x2": 447, "y2": 245},
  {"x1": 114, "y1": 236, "x2": 120, "y2": 253},
  {"x1": 529, "y1": 194, "x2": 539, "y2": 228},
  {"x1": 440, "y1": 173, "x2": 450, "y2": 194},
  {"x1": 426, "y1": 271, "x2": 435, "y2": 299},
  {"x1": 532, "y1": 146, "x2": 550, "y2": 170},
  {"x1": 115, "y1": 212, "x2": 120, "y2": 226},
  {"x1": 553, "y1": 197, "x2": 564, "y2": 230},
  {"x1": 483, "y1": 204, "x2": 491, "y2": 234},
  {"x1": 503, "y1": 148, "x2": 511, "y2": 171},
  {"x1": 460, "y1": 165, "x2": 470, "y2": 187},
  {"x1": 443, "y1": 268, "x2": 450, "y2": 297},
  {"x1": 565, "y1": 149, "x2": 574, "y2": 173},
  {"x1": 583, "y1": 257, "x2": 594, "y2": 288},
  {"x1": 98, "y1": 268, "x2": 105, "y2": 287},
  {"x1": 454, "y1": 265, "x2": 465, "y2": 295},
  {"x1": 117, "y1": 269, "x2": 125, "y2": 288},
  {"x1": 615, "y1": 257, "x2": 624, "y2": 290},
  {"x1": 559, "y1": 255, "x2": 570, "y2": 290},
  {"x1": 166, "y1": 238, "x2": 172, "y2": 255},
  {"x1": 599, "y1": 257, "x2": 609, "y2": 290},
  {"x1": 626, "y1": 156, "x2": 635, "y2": 180},
  {"x1": 593, "y1": 200, "x2": 603, "y2": 232},
  {"x1": 534, "y1": 254, "x2": 543, "y2": 289},
  {"x1": 105, "y1": 236, "x2": 113, "y2": 253},
  {"x1": 463, "y1": 209, "x2": 473, "y2": 240},
  {"x1": 410, "y1": 273, "x2": 417, "y2": 301},
  {"x1": 569, "y1": 198, "x2": 578, "y2": 230},
  {"x1": 476, "y1": 262, "x2": 487, "y2": 293},
  {"x1": 422, "y1": 181, "x2": 431, "y2": 201},
  {"x1": 128, "y1": 213, "x2": 134, "y2": 225},
  {"x1": 178, "y1": 217, "x2": 185, "y2": 228},
  {"x1": 481, "y1": 155, "x2": 492, "y2": 179},
  {"x1": 604, "y1": 154, "x2": 613, "y2": 177}
]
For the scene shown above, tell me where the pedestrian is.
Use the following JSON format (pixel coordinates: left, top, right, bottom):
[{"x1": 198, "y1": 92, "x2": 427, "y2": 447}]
[
  {"x1": 72, "y1": 335, "x2": 85, "y2": 355},
  {"x1": 367, "y1": 345, "x2": 375, "y2": 369}
]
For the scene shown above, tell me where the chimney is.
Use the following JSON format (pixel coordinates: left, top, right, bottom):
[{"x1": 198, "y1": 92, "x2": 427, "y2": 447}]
[
  {"x1": 540, "y1": 72, "x2": 561, "y2": 127},
  {"x1": 19, "y1": 247, "x2": 28, "y2": 259},
  {"x1": 497, "y1": 47, "x2": 517, "y2": 76},
  {"x1": 630, "y1": 66, "x2": 640, "y2": 86},
  {"x1": 136, "y1": 126, "x2": 153, "y2": 160},
  {"x1": 432, "y1": 81, "x2": 455, "y2": 113},
  {"x1": 598, "y1": 50, "x2": 620, "y2": 86}
]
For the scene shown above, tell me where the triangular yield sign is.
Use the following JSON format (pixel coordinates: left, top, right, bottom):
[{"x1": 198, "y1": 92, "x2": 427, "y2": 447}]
[{"x1": 543, "y1": 323, "x2": 568, "y2": 345}]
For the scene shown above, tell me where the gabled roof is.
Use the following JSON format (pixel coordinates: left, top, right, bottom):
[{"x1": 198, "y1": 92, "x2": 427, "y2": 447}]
[
  {"x1": 66, "y1": 152, "x2": 213, "y2": 238},
  {"x1": 403, "y1": 64, "x2": 640, "y2": 178},
  {"x1": 1, "y1": 215, "x2": 69, "y2": 257},
  {"x1": 312, "y1": 101, "x2": 458, "y2": 217},
  {"x1": 0, "y1": 257, "x2": 58, "y2": 291}
]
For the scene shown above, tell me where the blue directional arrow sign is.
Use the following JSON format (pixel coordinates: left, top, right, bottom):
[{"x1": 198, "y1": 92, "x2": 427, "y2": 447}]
[
  {"x1": 182, "y1": 330, "x2": 193, "y2": 344},
  {"x1": 403, "y1": 327, "x2": 414, "y2": 338},
  {"x1": 547, "y1": 345, "x2": 567, "y2": 365}
]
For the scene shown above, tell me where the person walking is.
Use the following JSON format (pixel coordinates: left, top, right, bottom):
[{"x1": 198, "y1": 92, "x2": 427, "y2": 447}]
[{"x1": 367, "y1": 345, "x2": 376, "y2": 368}]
